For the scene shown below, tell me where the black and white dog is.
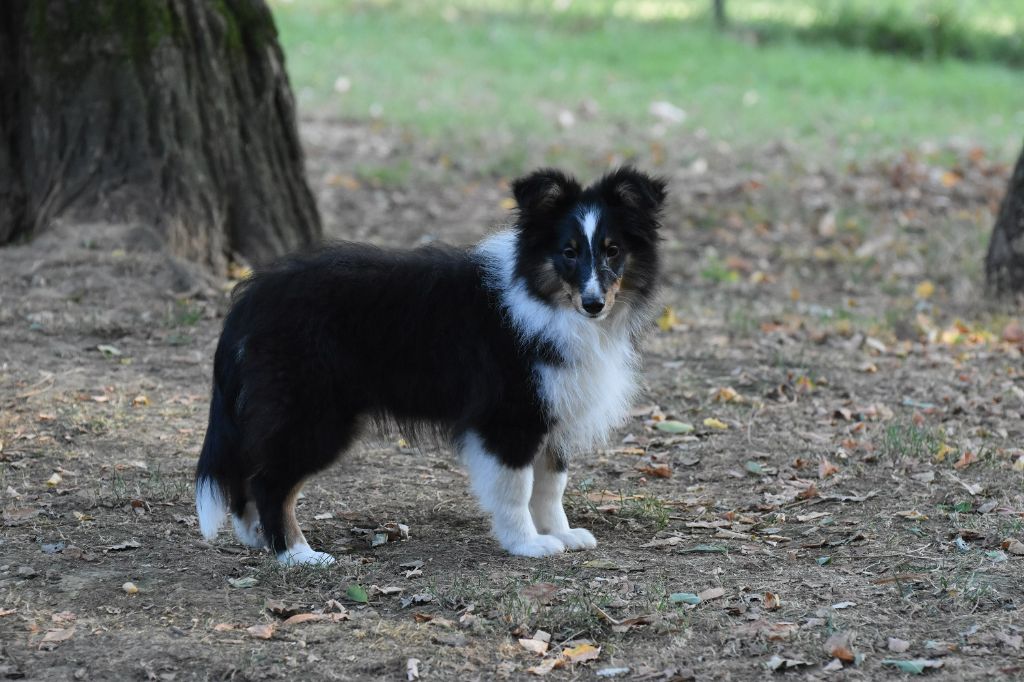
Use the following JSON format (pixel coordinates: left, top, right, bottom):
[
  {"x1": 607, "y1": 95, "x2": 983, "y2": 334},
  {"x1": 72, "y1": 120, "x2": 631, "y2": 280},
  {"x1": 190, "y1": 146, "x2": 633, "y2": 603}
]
[{"x1": 195, "y1": 167, "x2": 665, "y2": 565}]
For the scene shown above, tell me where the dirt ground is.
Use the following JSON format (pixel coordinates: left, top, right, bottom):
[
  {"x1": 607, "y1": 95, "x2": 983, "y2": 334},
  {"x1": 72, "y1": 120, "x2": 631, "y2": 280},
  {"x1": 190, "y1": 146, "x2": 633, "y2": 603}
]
[{"x1": 1, "y1": 119, "x2": 1023, "y2": 681}]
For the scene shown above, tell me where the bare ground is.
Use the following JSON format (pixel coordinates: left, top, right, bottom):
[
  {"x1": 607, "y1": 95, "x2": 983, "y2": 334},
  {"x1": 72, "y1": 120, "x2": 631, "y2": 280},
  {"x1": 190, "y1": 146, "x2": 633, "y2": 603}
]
[{"x1": 1, "y1": 119, "x2": 1023, "y2": 681}]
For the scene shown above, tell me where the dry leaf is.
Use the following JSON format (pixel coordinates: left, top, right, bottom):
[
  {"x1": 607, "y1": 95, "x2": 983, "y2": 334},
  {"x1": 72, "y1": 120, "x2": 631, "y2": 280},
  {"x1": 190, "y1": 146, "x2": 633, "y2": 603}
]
[
  {"x1": 46, "y1": 472, "x2": 62, "y2": 487},
  {"x1": 518, "y1": 638, "x2": 549, "y2": 655},
  {"x1": 246, "y1": 623, "x2": 275, "y2": 639},
  {"x1": 914, "y1": 280, "x2": 935, "y2": 299},
  {"x1": 527, "y1": 658, "x2": 560, "y2": 676},
  {"x1": 521, "y1": 582, "x2": 558, "y2": 604},
  {"x1": 764, "y1": 592, "x2": 781, "y2": 610},
  {"x1": 824, "y1": 631, "x2": 855, "y2": 662},
  {"x1": 1001, "y1": 538, "x2": 1024, "y2": 555},
  {"x1": 213, "y1": 623, "x2": 236, "y2": 632},
  {"x1": 562, "y1": 643, "x2": 600, "y2": 664},
  {"x1": 703, "y1": 417, "x2": 728, "y2": 430},
  {"x1": 281, "y1": 613, "x2": 320, "y2": 626},
  {"x1": 657, "y1": 307, "x2": 680, "y2": 331},
  {"x1": 122, "y1": 582, "x2": 139, "y2": 594},
  {"x1": 39, "y1": 627, "x2": 75, "y2": 648},
  {"x1": 818, "y1": 458, "x2": 839, "y2": 479},
  {"x1": 953, "y1": 451, "x2": 977, "y2": 470},
  {"x1": 888, "y1": 637, "x2": 911, "y2": 653},
  {"x1": 640, "y1": 536, "x2": 682, "y2": 548},
  {"x1": 698, "y1": 587, "x2": 725, "y2": 601},
  {"x1": 765, "y1": 654, "x2": 809, "y2": 671},
  {"x1": 637, "y1": 464, "x2": 672, "y2": 479}
]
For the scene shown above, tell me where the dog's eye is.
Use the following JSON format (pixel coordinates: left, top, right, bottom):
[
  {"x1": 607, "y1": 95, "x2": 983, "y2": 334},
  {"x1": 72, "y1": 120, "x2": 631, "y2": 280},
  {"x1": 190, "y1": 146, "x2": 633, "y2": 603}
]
[
  {"x1": 562, "y1": 247, "x2": 577, "y2": 260},
  {"x1": 606, "y1": 244, "x2": 620, "y2": 258}
]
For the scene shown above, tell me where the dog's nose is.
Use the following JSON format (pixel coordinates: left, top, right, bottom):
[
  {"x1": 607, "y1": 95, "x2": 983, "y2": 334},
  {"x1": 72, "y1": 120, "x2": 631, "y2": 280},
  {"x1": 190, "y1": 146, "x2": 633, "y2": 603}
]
[{"x1": 582, "y1": 297, "x2": 605, "y2": 315}]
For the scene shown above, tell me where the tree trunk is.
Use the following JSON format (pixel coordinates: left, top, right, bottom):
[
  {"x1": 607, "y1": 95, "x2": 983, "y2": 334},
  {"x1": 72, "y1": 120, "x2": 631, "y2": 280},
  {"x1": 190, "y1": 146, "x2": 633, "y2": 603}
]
[
  {"x1": 712, "y1": 0, "x2": 727, "y2": 29},
  {"x1": 0, "y1": 0, "x2": 321, "y2": 271},
  {"x1": 985, "y1": 143, "x2": 1024, "y2": 295}
]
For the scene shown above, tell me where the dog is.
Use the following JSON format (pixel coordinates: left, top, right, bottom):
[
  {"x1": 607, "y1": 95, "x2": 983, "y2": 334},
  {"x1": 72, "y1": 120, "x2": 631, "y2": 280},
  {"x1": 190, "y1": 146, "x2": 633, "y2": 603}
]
[{"x1": 195, "y1": 167, "x2": 665, "y2": 565}]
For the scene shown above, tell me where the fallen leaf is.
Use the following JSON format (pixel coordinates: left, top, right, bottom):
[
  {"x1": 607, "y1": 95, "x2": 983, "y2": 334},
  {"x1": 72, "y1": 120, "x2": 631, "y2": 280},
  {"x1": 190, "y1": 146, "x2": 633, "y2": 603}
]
[
  {"x1": 39, "y1": 627, "x2": 75, "y2": 649},
  {"x1": 703, "y1": 417, "x2": 728, "y2": 430},
  {"x1": 246, "y1": 623, "x2": 275, "y2": 640},
  {"x1": 711, "y1": 387, "x2": 743, "y2": 403},
  {"x1": 765, "y1": 654, "x2": 809, "y2": 671},
  {"x1": 824, "y1": 631, "x2": 855, "y2": 662},
  {"x1": 914, "y1": 281, "x2": 935, "y2": 299},
  {"x1": 413, "y1": 613, "x2": 454, "y2": 628},
  {"x1": 823, "y1": 658, "x2": 844, "y2": 672},
  {"x1": 896, "y1": 510, "x2": 928, "y2": 521},
  {"x1": 213, "y1": 622, "x2": 236, "y2": 632},
  {"x1": 1002, "y1": 538, "x2": 1024, "y2": 555},
  {"x1": 953, "y1": 451, "x2": 977, "y2": 470},
  {"x1": 637, "y1": 464, "x2": 672, "y2": 478},
  {"x1": 832, "y1": 601, "x2": 857, "y2": 610},
  {"x1": 122, "y1": 581, "x2": 139, "y2": 594},
  {"x1": 527, "y1": 658, "x2": 560, "y2": 676},
  {"x1": 881, "y1": 659, "x2": 943, "y2": 674},
  {"x1": 657, "y1": 307, "x2": 680, "y2": 331},
  {"x1": 346, "y1": 584, "x2": 369, "y2": 603},
  {"x1": 131, "y1": 395, "x2": 150, "y2": 407},
  {"x1": 0, "y1": 608, "x2": 17, "y2": 617},
  {"x1": 888, "y1": 637, "x2": 911, "y2": 653},
  {"x1": 104, "y1": 540, "x2": 141, "y2": 552},
  {"x1": 46, "y1": 473, "x2": 62, "y2": 487},
  {"x1": 683, "y1": 543, "x2": 729, "y2": 553},
  {"x1": 818, "y1": 457, "x2": 839, "y2": 479},
  {"x1": 407, "y1": 657, "x2": 421, "y2": 681},
  {"x1": 582, "y1": 559, "x2": 621, "y2": 569},
  {"x1": 282, "y1": 613, "x2": 327, "y2": 626},
  {"x1": 698, "y1": 587, "x2": 725, "y2": 601},
  {"x1": 562, "y1": 643, "x2": 600, "y2": 663},
  {"x1": 669, "y1": 592, "x2": 701, "y2": 605},
  {"x1": 640, "y1": 536, "x2": 682, "y2": 549},
  {"x1": 227, "y1": 576, "x2": 258, "y2": 589},
  {"x1": 654, "y1": 420, "x2": 694, "y2": 434},
  {"x1": 764, "y1": 592, "x2": 781, "y2": 610},
  {"x1": 519, "y1": 638, "x2": 549, "y2": 655},
  {"x1": 521, "y1": 582, "x2": 558, "y2": 604}
]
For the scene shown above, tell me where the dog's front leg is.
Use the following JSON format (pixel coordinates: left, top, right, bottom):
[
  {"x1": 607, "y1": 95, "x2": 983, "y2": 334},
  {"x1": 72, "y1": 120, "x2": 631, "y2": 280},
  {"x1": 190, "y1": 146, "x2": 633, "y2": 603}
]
[
  {"x1": 461, "y1": 432, "x2": 566, "y2": 557},
  {"x1": 529, "y1": 446, "x2": 597, "y2": 550}
]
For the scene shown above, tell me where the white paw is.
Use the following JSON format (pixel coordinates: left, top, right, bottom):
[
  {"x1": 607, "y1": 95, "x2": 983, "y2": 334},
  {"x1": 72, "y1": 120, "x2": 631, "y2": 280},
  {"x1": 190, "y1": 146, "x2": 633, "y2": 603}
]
[
  {"x1": 277, "y1": 544, "x2": 336, "y2": 567},
  {"x1": 505, "y1": 534, "x2": 566, "y2": 558},
  {"x1": 553, "y1": 527, "x2": 597, "y2": 551}
]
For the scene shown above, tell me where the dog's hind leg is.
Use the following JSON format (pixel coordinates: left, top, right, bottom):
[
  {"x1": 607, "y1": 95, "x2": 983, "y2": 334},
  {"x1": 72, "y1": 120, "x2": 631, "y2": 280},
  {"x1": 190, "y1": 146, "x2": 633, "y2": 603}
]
[
  {"x1": 252, "y1": 475, "x2": 336, "y2": 567},
  {"x1": 529, "y1": 445, "x2": 597, "y2": 551},
  {"x1": 231, "y1": 497, "x2": 266, "y2": 548}
]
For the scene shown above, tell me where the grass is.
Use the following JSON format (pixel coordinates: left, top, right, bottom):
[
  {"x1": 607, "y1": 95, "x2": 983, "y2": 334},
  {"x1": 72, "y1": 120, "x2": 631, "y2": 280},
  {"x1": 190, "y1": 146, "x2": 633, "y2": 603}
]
[{"x1": 271, "y1": 0, "x2": 1024, "y2": 165}]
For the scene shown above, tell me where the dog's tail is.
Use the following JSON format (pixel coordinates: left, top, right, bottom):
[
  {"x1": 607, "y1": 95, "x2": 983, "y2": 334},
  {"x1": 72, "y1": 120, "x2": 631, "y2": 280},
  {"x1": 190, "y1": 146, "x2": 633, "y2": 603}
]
[{"x1": 195, "y1": 382, "x2": 237, "y2": 540}]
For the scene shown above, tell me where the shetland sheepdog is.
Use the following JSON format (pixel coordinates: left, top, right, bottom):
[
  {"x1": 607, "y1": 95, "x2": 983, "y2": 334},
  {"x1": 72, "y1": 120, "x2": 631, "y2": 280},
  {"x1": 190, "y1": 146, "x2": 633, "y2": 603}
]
[{"x1": 195, "y1": 167, "x2": 665, "y2": 565}]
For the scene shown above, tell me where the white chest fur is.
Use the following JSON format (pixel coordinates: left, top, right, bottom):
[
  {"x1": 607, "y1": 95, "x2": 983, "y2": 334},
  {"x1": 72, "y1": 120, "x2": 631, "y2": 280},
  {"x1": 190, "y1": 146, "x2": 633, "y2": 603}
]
[{"x1": 476, "y1": 232, "x2": 642, "y2": 454}]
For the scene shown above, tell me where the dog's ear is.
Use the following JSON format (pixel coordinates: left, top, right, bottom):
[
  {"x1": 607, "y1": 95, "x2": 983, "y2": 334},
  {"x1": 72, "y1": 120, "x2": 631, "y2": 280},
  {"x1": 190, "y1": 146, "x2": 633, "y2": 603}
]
[
  {"x1": 596, "y1": 167, "x2": 667, "y2": 216},
  {"x1": 511, "y1": 168, "x2": 582, "y2": 223}
]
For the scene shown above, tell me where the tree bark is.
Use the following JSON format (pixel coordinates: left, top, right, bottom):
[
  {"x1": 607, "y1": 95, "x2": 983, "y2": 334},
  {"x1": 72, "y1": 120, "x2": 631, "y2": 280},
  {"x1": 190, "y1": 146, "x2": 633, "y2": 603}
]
[
  {"x1": 0, "y1": 0, "x2": 320, "y2": 271},
  {"x1": 985, "y1": 143, "x2": 1024, "y2": 295},
  {"x1": 712, "y1": 0, "x2": 727, "y2": 29}
]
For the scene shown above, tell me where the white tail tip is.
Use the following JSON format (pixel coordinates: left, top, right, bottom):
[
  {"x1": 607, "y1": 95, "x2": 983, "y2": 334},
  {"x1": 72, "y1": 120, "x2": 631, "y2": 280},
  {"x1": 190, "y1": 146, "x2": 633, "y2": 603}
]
[{"x1": 196, "y1": 478, "x2": 227, "y2": 540}]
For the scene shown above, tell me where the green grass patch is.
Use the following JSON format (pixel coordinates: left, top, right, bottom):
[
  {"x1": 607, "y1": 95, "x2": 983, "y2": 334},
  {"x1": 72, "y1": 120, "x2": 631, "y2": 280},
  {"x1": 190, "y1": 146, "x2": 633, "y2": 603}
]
[{"x1": 271, "y1": 0, "x2": 1024, "y2": 161}]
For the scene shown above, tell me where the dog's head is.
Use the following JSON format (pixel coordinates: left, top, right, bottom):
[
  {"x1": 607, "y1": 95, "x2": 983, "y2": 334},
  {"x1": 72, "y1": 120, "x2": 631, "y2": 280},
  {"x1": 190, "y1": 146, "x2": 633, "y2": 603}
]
[{"x1": 513, "y1": 167, "x2": 665, "y2": 319}]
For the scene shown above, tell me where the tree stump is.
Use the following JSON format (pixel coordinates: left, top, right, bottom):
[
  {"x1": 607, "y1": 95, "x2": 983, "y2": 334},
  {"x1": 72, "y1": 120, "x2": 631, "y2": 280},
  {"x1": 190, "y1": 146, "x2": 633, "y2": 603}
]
[
  {"x1": 985, "y1": 143, "x2": 1024, "y2": 296},
  {"x1": 0, "y1": 0, "x2": 321, "y2": 271}
]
